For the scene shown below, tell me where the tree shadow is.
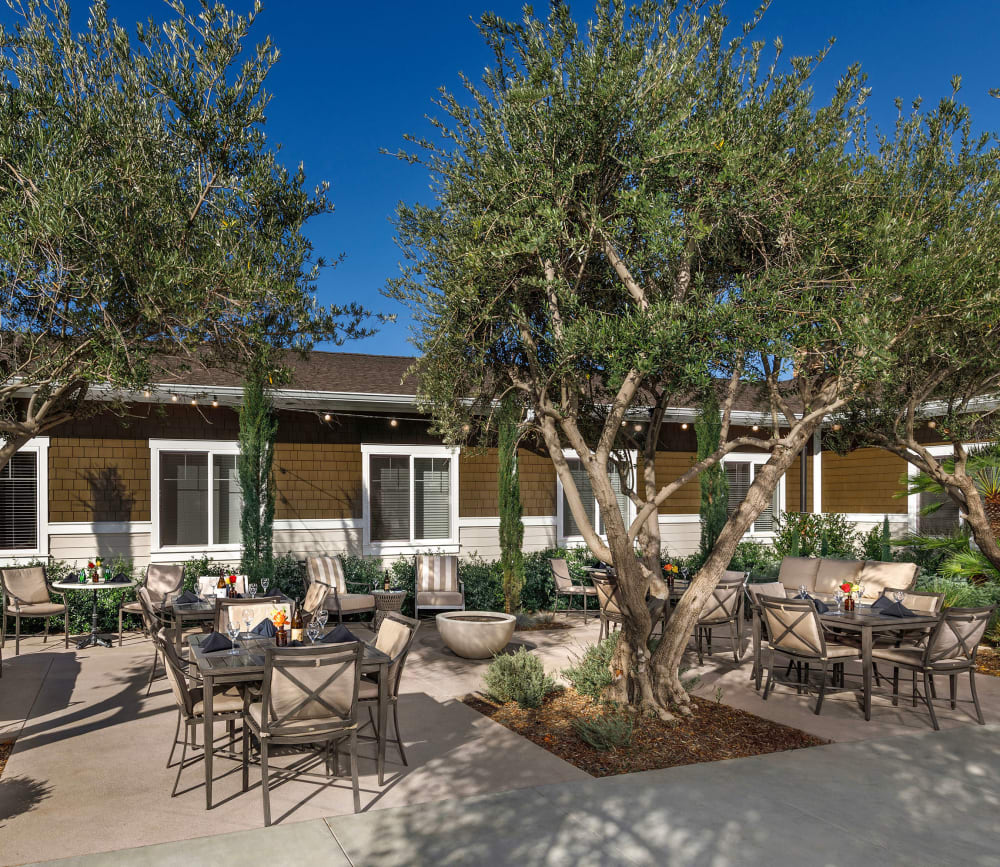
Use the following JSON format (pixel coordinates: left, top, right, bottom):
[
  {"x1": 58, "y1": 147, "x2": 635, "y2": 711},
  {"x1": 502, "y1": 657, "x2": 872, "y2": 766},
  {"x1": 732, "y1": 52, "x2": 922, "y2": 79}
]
[
  {"x1": 83, "y1": 466, "x2": 136, "y2": 564},
  {"x1": 0, "y1": 775, "x2": 52, "y2": 826}
]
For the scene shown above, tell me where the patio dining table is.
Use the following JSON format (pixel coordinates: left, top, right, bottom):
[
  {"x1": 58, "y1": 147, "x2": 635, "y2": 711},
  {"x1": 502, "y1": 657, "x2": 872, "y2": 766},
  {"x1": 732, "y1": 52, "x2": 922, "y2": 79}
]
[
  {"x1": 187, "y1": 631, "x2": 392, "y2": 809},
  {"x1": 162, "y1": 599, "x2": 216, "y2": 651},
  {"x1": 817, "y1": 606, "x2": 940, "y2": 721}
]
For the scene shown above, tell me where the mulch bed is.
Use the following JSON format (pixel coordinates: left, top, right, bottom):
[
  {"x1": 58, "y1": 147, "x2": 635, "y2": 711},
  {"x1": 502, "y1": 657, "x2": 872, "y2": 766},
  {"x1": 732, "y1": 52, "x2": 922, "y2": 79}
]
[
  {"x1": 515, "y1": 620, "x2": 573, "y2": 632},
  {"x1": 976, "y1": 646, "x2": 1000, "y2": 678},
  {"x1": 0, "y1": 741, "x2": 13, "y2": 778},
  {"x1": 464, "y1": 689, "x2": 826, "y2": 777}
]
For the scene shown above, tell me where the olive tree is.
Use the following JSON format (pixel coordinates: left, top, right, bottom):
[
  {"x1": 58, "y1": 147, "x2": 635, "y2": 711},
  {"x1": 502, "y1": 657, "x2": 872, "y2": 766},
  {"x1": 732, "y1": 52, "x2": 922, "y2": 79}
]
[
  {"x1": 0, "y1": 0, "x2": 374, "y2": 469},
  {"x1": 387, "y1": 1, "x2": 987, "y2": 719}
]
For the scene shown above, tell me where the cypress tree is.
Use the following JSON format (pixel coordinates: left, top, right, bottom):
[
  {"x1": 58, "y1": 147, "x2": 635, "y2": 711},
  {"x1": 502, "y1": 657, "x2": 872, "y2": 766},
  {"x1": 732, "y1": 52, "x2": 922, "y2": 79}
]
[
  {"x1": 239, "y1": 358, "x2": 278, "y2": 588},
  {"x1": 696, "y1": 389, "x2": 729, "y2": 559},
  {"x1": 498, "y1": 395, "x2": 525, "y2": 613}
]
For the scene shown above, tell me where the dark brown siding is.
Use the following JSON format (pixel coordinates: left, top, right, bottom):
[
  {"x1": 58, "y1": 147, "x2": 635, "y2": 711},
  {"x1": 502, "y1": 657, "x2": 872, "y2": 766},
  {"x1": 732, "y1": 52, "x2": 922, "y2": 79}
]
[
  {"x1": 652, "y1": 451, "x2": 701, "y2": 514},
  {"x1": 821, "y1": 448, "x2": 908, "y2": 514},
  {"x1": 519, "y1": 449, "x2": 556, "y2": 517},
  {"x1": 459, "y1": 450, "x2": 499, "y2": 518},
  {"x1": 49, "y1": 438, "x2": 151, "y2": 522},
  {"x1": 785, "y1": 454, "x2": 815, "y2": 513},
  {"x1": 274, "y1": 443, "x2": 362, "y2": 520}
]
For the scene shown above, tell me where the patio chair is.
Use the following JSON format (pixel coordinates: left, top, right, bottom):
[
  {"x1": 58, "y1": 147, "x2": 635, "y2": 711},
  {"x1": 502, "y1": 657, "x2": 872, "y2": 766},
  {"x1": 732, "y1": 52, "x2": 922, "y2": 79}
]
[
  {"x1": 871, "y1": 605, "x2": 995, "y2": 730},
  {"x1": 693, "y1": 572, "x2": 747, "y2": 665},
  {"x1": 136, "y1": 587, "x2": 168, "y2": 695},
  {"x1": 414, "y1": 554, "x2": 464, "y2": 619},
  {"x1": 118, "y1": 563, "x2": 185, "y2": 646},
  {"x1": 592, "y1": 573, "x2": 666, "y2": 641},
  {"x1": 869, "y1": 587, "x2": 946, "y2": 688},
  {"x1": 1, "y1": 566, "x2": 68, "y2": 656},
  {"x1": 214, "y1": 597, "x2": 292, "y2": 633},
  {"x1": 242, "y1": 641, "x2": 364, "y2": 823},
  {"x1": 196, "y1": 574, "x2": 248, "y2": 598},
  {"x1": 550, "y1": 558, "x2": 597, "y2": 620},
  {"x1": 759, "y1": 596, "x2": 861, "y2": 715},
  {"x1": 154, "y1": 627, "x2": 245, "y2": 797},
  {"x1": 747, "y1": 581, "x2": 788, "y2": 689},
  {"x1": 358, "y1": 612, "x2": 420, "y2": 766},
  {"x1": 306, "y1": 555, "x2": 376, "y2": 624}
]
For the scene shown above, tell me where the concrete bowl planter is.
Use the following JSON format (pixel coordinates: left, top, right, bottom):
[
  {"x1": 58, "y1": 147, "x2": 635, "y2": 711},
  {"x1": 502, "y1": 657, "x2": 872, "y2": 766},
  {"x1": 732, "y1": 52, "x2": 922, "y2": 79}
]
[{"x1": 436, "y1": 611, "x2": 517, "y2": 659}]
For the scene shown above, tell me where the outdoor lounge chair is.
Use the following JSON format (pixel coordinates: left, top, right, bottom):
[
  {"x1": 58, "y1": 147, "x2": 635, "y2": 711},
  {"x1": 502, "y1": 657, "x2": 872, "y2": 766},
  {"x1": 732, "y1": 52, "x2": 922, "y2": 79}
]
[
  {"x1": 413, "y1": 554, "x2": 464, "y2": 619},
  {"x1": 693, "y1": 571, "x2": 747, "y2": 664},
  {"x1": 550, "y1": 558, "x2": 597, "y2": 620},
  {"x1": 118, "y1": 563, "x2": 184, "y2": 645},
  {"x1": 305, "y1": 555, "x2": 375, "y2": 624},
  {"x1": 1, "y1": 565, "x2": 68, "y2": 655},
  {"x1": 759, "y1": 596, "x2": 861, "y2": 715},
  {"x1": 871, "y1": 605, "x2": 994, "y2": 730},
  {"x1": 359, "y1": 612, "x2": 420, "y2": 767},
  {"x1": 242, "y1": 641, "x2": 364, "y2": 822}
]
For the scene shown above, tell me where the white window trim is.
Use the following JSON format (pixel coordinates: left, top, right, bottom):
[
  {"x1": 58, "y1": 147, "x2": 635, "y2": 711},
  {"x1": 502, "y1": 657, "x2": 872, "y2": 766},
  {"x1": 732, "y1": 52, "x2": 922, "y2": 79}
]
[
  {"x1": 556, "y1": 449, "x2": 637, "y2": 548},
  {"x1": 149, "y1": 438, "x2": 241, "y2": 557},
  {"x1": 0, "y1": 436, "x2": 49, "y2": 563},
  {"x1": 361, "y1": 443, "x2": 460, "y2": 556},
  {"x1": 905, "y1": 442, "x2": 994, "y2": 533},
  {"x1": 722, "y1": 452, "x2": 785, "y2": 539}
]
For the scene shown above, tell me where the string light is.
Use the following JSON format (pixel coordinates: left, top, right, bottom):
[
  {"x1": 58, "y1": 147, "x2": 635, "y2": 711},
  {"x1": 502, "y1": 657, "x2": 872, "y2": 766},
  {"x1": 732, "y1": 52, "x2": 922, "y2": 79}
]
[
  {"x1": 323, "y1": 412, "x2": 332, "y2": 422},
  {"x1": 142, "y1": 390, "x2": 151, "y2": 398},
  {"x1": 190, "y1": 398, "x2": 197, "y2": 406},
  {"x1": 681, "y1": 422, "x2": 688, "y2": 430},
  {"x1": 171, "y1": 394, "x2": 178, "y2": 402},
  {"x1": 212, "y1": 396, "x2": 219, "y2": 408},
  {"x1": 927, "y1": 420, "x2": 937, "y2": 429},
  {"x1": 751, "y1": 424, "x2": 759, "y2": 432},
  {"x1": 633, "y1": 423, "x2": 642, "y2": 432},
  {"x1": 389, "y1": 418, "x2": 399, "y2": 428},
  {"x1": 462, "y1": 423, "x2": 471, "y2": 433},
  {"x1": 832, "y1": 423, "x2": 842, "y2": 431}
]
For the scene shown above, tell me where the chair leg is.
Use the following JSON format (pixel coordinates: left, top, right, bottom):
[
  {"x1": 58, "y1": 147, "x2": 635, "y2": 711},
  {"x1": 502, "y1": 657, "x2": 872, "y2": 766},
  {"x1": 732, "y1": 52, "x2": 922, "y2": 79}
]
[
  {"x1": 242, "y1": 723, "x2": 249, "y2": 792},
  {"x1": 350, "y1": 731, "x2": 361, "y2": 814},
  {"x1": 64, "y1": 607, "x2": 69, "y2": 648},
  {"x1": 171, "y1": 722, "x2": 189, "y2": 797},
  {"x1": 729, "y1": 617, "x2": 740, "y2": 664},
  {"x1": 261, "y1": 739, "x2": 271, "y2": 826},
  {"x1": 146, "y1": 646, "x2": 160, "y2": 697},
  {"x1": 923, "y1": 671, "x2": 939, "y2": 731},
  {"x1": 167, "y1": 710, "x2": 182, "y2": 768},
  {"x1": 763, "y1": 650, "x2": 775, "y2": 700},
  {"x1": 969, "y1": 670, "x2": 985, "y2": 725},
  {"x1": 891, "y1": 667, "x2": 900, "y2": 707},
  {"x1": 912, "y1": 671, "x2": 918, "y2": 708},
  {"x1": 815, "y1": 661, "x2": 829, "y2": 715},
  {"x1": 393, "y1": 701, "x2": 408, "y2": 766},
  {"x1": 367, "y1": 704, "x2": 378, "y2": 738},
  {"x1": 950, "y1": 674, "x2": 958, "y2": 710},
  {"x1": 15, "y1": 614, "x2": 20, "y2": 656},
  {"x1": 43, "y1": 616, "x2": 49, "y2": 644},
  {"x1": 872, "y1": 662, "x2": 881, "y2": 687}
]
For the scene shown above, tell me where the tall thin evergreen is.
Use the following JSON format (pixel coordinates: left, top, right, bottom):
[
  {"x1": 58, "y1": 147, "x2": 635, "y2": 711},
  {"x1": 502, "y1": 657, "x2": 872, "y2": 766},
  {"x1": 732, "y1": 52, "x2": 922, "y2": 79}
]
[
  {"x1": 239, "y1": 359, "x2": 278, "y2": 587},
  {"x1": 498, "y1": 395, "x2": 525, "y2": 613},
  {"x1": 696, "y1": 390, "x2": 729, "y2": 559}
]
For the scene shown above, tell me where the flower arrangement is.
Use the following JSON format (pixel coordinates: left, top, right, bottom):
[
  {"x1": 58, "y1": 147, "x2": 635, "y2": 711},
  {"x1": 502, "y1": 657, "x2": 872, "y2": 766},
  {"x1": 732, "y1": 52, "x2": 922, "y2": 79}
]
[
  {"x1": 662, "y1": 563, "x2": 679, "y2": 575},
  {"x1": 227, "y1": 573, "x2": 237, "y2": 587}
]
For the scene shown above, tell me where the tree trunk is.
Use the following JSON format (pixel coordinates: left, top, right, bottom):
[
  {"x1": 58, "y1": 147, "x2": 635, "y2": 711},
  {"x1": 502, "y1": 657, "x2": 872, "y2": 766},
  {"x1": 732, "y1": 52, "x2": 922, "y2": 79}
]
[{"x1": 954, "y1": 477, "x2": 1000, "y2": 572}]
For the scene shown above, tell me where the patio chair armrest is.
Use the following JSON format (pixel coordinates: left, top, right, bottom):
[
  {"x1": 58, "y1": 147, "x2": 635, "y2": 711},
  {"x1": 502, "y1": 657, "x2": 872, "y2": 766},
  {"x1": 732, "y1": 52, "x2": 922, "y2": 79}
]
[
  {"x1": 345, "y1": 579, "x2": 374, "y2": 592},
  {"x1": 48, "y1": 587, "x2": 66, "y2": 604}
]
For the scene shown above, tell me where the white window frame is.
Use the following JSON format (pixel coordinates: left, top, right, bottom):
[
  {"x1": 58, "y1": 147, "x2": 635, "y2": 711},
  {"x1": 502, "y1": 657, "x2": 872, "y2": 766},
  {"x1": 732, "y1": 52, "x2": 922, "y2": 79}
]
[
  {"x1": 0, "y1": 436, "x2": 49, "y2": 563},
  {"x1": 556, "y1": 449, "x2": 637, "y2": 547},
  {"x1": 361, "y1": 443, "x2": 460, "y2": 555},
  {"x1": 149, "y1": 439, "x2": 241, "y2": 558},
  {"x1": 722, "y1": 452, "x2": 785, "y2": 539}
]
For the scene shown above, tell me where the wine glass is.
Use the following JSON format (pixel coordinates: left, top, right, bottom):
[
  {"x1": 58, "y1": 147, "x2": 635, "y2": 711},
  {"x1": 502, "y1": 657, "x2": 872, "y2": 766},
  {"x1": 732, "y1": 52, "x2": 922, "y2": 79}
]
[
  {"x1": 892, "y1": 589, "x2": 905, "y2": 605},
  {"x1": 242, "y1": 607, "x2": 254, "y2": 637},
  {"x1": 307, "y1": 618, "x2": 321, "y2": 644},
  {"x1": 798, "y1": 584, "x2": 807, "y2": 599},
  {"x1": 261, "y1": 575, "x2": 271, "y2": 596},
  {"x1": 227, "y1": 616, "x2": 241, "y2": 655},
  {"x1": 248, "y1": 582, "x2": 258, "y2": 599},
  {"x1": 316, "y1": 609, "x2": 328, "y2": 631},
  {"x1": 855, "y1": 583, "x2": 865, "y2": 609},
  {"x1": 833, "y1": 588, "x2": 844, "y2": 612}
]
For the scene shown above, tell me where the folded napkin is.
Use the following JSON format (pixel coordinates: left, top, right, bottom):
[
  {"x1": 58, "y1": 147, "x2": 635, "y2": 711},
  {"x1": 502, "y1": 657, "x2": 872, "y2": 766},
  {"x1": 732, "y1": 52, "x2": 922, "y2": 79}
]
[
  {"x1": 794, "y1": 592, "x2": 829, "y2": 614},
  {"x1": 288, "y1": 639, "x2": 304, "y2": 647},
  {"x1": 871, "y1": 596, "x2": 914, "y2": 617},
  {"x1": 107, "y1": 572, "x2": 131, "y2": 584},
  {"x1": 200, "y1": 631, "x2": 233, "y2": 652},
  {"x1": 173, "y1": 590, "x2": 200, "y2": 604},
  {"x1": 321, "y1": 624, "x2": 361, "y2": 644},
  {"x1": 250, "y1": 618, "x2": 277, "y2": 638}
]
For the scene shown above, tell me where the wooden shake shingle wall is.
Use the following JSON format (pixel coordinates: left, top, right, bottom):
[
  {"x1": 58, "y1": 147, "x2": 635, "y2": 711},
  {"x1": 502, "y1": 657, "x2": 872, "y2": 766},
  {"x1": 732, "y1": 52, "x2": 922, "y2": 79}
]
[{"x1": 0, "y1": 350, "x2": 945, "y2": 568}]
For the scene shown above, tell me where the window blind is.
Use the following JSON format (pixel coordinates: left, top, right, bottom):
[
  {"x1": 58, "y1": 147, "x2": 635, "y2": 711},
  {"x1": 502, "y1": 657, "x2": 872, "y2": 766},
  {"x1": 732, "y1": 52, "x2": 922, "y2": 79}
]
[
  {"x1": 562, "y1": 459, "x2": 597, "y2": 537},
  {"x1": 0, "y1": 451, "x2": 38, "y2": 550},
  {"x1": 600, "y1": 462, "x2": 631, "y2": 535},
  {"x1": 159, "y1": 452, "x2": 208, "y2": 546},
  {"x1": 370, "y1": 455, "x2": 410, "y2": 542},
  {"x1": 414, "y1": 457, "x2": 451, "y2": 539},
  {"x1": 212, "y1": 454, "x2": 242, "y2": 544},
  {"x1": 725, "y1": 461, "x2": 777, "y2": 532}
]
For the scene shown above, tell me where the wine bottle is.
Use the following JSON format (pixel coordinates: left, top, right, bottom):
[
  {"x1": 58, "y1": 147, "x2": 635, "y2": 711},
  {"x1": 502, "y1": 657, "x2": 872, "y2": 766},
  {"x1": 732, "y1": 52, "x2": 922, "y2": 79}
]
[
  {"x1": 290, "y1": 606, "x2": 304, "y2": 643},
  {"x1": 383, "y1": 570, "x2": 390, "y2": 592},
  {"x1": 216, "y1": 575, "x2": 227, "y2": 599}
]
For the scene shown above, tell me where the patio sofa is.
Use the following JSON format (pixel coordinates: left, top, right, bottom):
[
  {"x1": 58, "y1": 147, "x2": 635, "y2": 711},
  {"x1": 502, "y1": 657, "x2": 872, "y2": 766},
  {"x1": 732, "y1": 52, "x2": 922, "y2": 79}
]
[{"x1": 777, "y1": 557, "x2": 918, "y2": 602}]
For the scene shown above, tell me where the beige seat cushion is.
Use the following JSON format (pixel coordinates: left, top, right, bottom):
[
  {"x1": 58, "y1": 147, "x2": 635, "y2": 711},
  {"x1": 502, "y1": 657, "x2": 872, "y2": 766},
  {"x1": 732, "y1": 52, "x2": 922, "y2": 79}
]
[
  {"x1": 358, "y1": 679, "x2": 379, "y2": 700},
  {"x1": 871, "y1": 646, "x2": 966, "y2": 670},
  {"x1": 13, "y1": 602, "x2": 65, "y2": 616},
  {"x1": 191, "y1": 687, "x2": 245, "y2": 716},
  {"x1": 559, "y1": 585, "x2": 597, "y2": 595},
  {"x1": 859, "y1": 561, "x2": 918, "y2": 600},
  {"x1": 749, "y1": 582, "x2": 787, "y2": 602},
  {"x1": 814, "y1": 559, "x2": 864, "y2": 595},
  {"x1": 327, "y1": 592, "x2": 375, "y2": 613},
  {"x1": 121, "y1": 600, "x2": 144, "y2": 613},
  {"x1": 416, "y1": 590, "x2": 465, "y2": 607},
  {"x1": 823, "y1": 643, "x2": 863, "y2": 660},
  {"x1": 246, "y1": 700, "x2": 349, "y2": 735},
  {"x1": 2, "y1": 567, "x2": 51, "y2": 604},
  {"x1": 778, "y1": 558, "x2": 820, "y2": 593}
]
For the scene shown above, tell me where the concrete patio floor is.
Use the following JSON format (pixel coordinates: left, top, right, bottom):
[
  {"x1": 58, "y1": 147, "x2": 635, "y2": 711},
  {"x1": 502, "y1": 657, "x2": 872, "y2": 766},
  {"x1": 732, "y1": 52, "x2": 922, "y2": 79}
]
[{"x1": 2, "y1": 616, "x2": 999, "y2": 865}]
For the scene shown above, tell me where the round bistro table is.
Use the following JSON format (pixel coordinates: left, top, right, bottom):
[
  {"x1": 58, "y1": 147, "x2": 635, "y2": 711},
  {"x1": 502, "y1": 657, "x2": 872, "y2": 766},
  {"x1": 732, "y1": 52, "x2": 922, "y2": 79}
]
[
  {"x1": 372, "y1": 589, "x2": 406, "y2": 630},
  {"x1": 52, "y1": 580, "x2": 134, "y2": 649}
]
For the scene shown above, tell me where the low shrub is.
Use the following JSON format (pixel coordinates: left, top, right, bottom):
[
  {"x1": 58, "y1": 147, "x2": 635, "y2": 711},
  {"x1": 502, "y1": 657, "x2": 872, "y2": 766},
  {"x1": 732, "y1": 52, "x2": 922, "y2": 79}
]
[
  {"x1": 461, "y1": 555, "x2": 505, "y2": 612},
  {"x1": 914, "y1": 575, "x2": 1000, "y2": 608},
  {"x1": 562, "y1": 634, "x2": 618, "y2": 701},
  {"x1": 522, "y1": 547, "x2": 598, "y2": 612},
  {"x1": 728, "y1": 541, "x2": 780, "y2": 576},
  {"x1": 572, "y1": 711, "x2": 634, "y2": 750},
  {"x1": 483, "y1": 647, "x2": 558, "y2": 709},
  {"x1": 773, "y1": 512, "x2": 862, "y2": 560}
]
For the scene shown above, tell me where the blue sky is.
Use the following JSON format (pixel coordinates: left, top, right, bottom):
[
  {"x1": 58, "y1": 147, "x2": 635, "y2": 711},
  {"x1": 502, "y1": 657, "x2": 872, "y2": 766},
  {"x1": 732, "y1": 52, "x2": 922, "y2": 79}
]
[{"x1": 89, "y1": 2, "x2": 1000, "y2": 356}]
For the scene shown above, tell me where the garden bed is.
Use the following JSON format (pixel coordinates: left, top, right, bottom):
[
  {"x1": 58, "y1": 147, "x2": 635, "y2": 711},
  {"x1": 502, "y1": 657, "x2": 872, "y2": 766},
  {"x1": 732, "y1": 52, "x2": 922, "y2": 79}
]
[
  {"x1": 464, "y1": 689, "x2": 826, "y2": 777},
  {"x1": 976, "y1": 646, "x2": 1000, "y2": 678},
  {"x1": 0, "y1": 740, "x2": 13, "y2": 777}
]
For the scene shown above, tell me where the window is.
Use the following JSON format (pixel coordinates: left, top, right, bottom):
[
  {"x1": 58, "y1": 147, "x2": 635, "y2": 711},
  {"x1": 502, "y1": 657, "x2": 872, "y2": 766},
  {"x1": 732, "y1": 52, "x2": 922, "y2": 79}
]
[
  {"x1": 558, "y1": 454, "x2": 634, "y2": 542},
  {"x1": 0, "y1": 451, "x2": 38, "y2": 550},
  {"x1": 362, "y1": 445, "x2": 459, "y2": 549},
  {"x1": 151, "y1": 441, "x2": 241, "y2": 551},
  {"x1": 724, "y1": 456, "x2": 782, "y2": 535},
  {"x1": 916, "y1": 490, "x2": 962, "y2": 534}
]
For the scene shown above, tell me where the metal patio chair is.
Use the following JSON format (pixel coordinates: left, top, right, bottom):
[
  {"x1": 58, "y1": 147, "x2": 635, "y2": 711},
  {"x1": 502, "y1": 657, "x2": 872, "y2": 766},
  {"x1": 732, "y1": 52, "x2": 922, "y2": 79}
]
[
  {"x1": 118, "y1": 563, "x2": 184, "y2": 646},
  {"x1": 550, "y1": 558, "x2": 597, "y2": 620},
  {"x1": 413, "y1": 554, "x2": 464, "y2": 619},
  {"x1": 1, "y1": 566, "x2": 68, "y2": 655},
  {"x1": 693, "y1": 572, "x2": 747, "y2": 664},
  {"x1": 306, "y1": 555, "x2": 376, "y2": 624}
]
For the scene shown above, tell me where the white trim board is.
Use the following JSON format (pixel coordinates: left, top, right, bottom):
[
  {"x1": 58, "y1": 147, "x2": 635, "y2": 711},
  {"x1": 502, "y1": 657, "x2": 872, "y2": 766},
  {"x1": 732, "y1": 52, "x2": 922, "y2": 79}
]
[
  {"x1": 272, "y1": 518, "x2": 362, "y2": 532},
  {"x1": 48, "y1": 521, "x2": 152, "y2": 536}
]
